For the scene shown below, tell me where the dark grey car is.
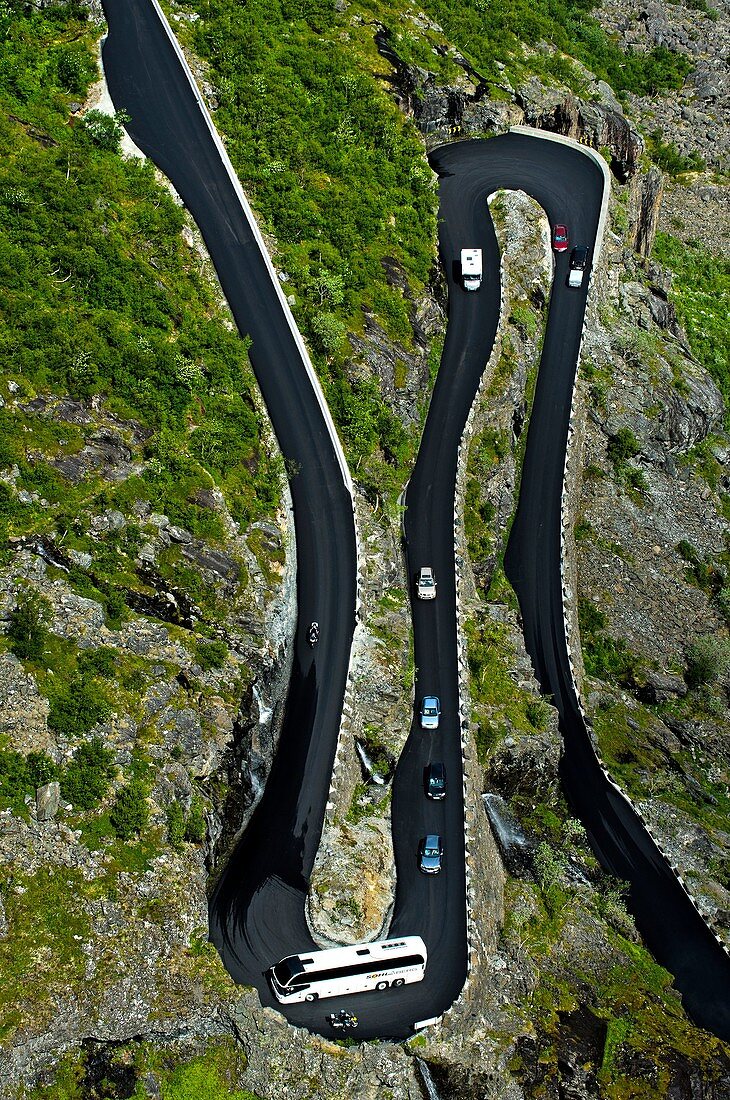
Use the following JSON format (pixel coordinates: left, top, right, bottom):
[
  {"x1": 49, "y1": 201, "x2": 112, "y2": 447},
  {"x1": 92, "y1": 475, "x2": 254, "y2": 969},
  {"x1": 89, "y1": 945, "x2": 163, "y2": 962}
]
[
  {"x1": 419, "y1": 834, "x2": 444, "y2": 874},
  {"x1": 425, "y1": 762, "x2": 447, "y2": 800}
]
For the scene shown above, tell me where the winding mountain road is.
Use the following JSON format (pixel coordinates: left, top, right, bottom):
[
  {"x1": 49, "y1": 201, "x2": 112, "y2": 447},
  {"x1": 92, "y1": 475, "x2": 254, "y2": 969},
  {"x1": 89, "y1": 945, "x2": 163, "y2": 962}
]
[{"x1": 101, "y1": 0, "x2": 730, "y2": 1043}]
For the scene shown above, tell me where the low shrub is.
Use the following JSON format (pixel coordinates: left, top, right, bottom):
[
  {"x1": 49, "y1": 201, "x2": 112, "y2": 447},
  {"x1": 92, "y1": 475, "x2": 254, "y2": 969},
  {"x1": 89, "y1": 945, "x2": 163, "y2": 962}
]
[
  {"x1": 110, "y1": 779, "x2": 149, "y2": 840},
  {"x1": 77, "y1": 646, "x2": 119, "y2": 679},
  {"x1": 166, "y1": 801, "x2": 185, "y2": 851},
  {"x1": 607, "y1": 428, "x2": 641, "y2": 469},
  {"x1": 184, "y1": 797, "x2": 207, "y2": 844},
  {"x1": 0, "y1": 750, "x2": 58, "y2": 812},
  {"x1": 60, "y1": 738, "x2": 116, "y2": 810},
  {"x1": 48, "y1": 676, "x2": 112, "y2": 738},
  {"x1": 685, "y1": 635, "x2": 730, "y2": 688},
  {"x1": 194, "y1": 639, "x2": 228, "y2": 671}
]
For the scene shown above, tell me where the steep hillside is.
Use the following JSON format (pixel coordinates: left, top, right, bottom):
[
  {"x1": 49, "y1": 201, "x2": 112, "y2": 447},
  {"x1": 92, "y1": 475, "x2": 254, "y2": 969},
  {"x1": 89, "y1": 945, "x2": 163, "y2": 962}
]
[{"x1": 1, "y1": 0, "x2": 729, "y2": 1097}]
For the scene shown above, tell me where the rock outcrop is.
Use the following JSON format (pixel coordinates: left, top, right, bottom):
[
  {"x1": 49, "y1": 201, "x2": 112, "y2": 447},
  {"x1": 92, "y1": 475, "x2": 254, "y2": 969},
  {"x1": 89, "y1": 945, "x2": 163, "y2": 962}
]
[
  {"x1": 373, "y1": 25, "x2": 644, "y2": 178},
  {"x1": 632, "y1": 166, "x2": 664, "y2": 258}
]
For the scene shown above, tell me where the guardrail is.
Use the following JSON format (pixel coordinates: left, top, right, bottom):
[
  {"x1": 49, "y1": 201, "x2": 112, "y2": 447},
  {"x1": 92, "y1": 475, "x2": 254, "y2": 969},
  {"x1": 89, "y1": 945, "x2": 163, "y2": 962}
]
[{"x1": 518, "y1": 126, "x2": 730, "y2": 962}]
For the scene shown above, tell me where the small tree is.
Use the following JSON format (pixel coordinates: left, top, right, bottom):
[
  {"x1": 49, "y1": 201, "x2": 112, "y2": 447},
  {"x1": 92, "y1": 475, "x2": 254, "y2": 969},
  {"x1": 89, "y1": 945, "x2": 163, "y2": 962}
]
[
  {"x1": 607, "y1": 428, "x2": 641, "y2": 469},
  {"x1": 311, "y1": 313, "x2": 347, "y2": 357},
  {"x1": 194, "y1": 639, "x2": 228, "y2": 671},
  {"x1": 7, "y1": 590, "x2": 52, "y2": 661},
  {"x1": 81, "y1": 110, "x2": 128, "y2": 153},
  {"x1": 61, "y1": 738, "x2": 116, "y2": 810},
  {"x1": 110, "y1": 779, "x2": 149, "y2": 840}
]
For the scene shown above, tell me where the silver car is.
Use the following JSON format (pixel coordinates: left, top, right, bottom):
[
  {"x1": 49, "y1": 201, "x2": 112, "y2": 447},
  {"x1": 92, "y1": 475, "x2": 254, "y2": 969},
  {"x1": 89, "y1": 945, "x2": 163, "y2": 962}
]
[
  {"x1": 420, "y1": 696, "x2": 441, "y2": 730},
  {"x1": 416, "y1": 566, "x2": 437, "y2": 599}
]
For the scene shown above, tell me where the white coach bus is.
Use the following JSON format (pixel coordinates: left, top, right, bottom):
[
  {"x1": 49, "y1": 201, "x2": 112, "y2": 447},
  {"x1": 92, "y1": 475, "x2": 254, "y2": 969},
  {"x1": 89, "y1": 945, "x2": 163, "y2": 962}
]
[{"x1": 269, "y1": 936, "x2": 427, "y2": 1003}]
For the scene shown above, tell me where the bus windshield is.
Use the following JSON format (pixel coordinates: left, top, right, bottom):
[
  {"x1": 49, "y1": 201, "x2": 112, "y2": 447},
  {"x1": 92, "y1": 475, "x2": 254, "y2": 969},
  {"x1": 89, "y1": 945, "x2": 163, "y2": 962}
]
[{"x1": 272, "y1": 956, "x2": 305, "y2": 988}]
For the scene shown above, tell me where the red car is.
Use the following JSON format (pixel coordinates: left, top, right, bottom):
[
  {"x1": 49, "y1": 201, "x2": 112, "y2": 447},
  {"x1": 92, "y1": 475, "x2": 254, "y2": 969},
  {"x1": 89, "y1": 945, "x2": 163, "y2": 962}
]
[{"x1": 552, "y1": 224, "x2": 569, "y2": 252}]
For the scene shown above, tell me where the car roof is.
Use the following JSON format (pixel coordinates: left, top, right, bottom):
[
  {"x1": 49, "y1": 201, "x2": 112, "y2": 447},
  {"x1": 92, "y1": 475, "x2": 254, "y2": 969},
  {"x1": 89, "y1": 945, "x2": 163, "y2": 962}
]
[
  {"x1": 424, "y1": 833, "x2": 441, "y2": 845},
  {"x1": 422, "y1": 695, "x2": 439, "y2": 705},
  {"x1": 428, "y1": 762, "x2": 445, "y2": 775}
]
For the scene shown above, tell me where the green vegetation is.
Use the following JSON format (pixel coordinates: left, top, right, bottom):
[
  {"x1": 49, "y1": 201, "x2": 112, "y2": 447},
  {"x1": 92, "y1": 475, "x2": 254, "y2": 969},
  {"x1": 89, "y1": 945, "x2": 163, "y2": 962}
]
[
  {"x1": 60, "y1": 738, "x2": 116, "y2": 810},
  {"x1": 466, "y1": 616, "x2": 555, "y2": 761},
  {"x1": 166, "y1": 800, "x2": 186, "y2": 851},
  {"x1": 16, "y1": 1035, "x2": 259, "y2": 1099},
  {"x1": 653, "y1": 234, "x2": 730, "y2": 423},
  {"x1": 0, "y1": 2, "x2": 279, "y2": 574},
  {"x1": 155, "y1": 1060, "x2": 261, "y2": 1100},
  {"x1": 676, "y1": 536, "x2": 730, "y2": 626},
  {"x1": 646, "y1": 130, "x2": 706, "y2": 177},
  {"x1": 578, "y1": 597, "x2": 642, "y2": 684},
  {"x1": 47, "y1": 675, "x2": 112, "y2": 739},
  {"x1": 684, "y1": 634, "x2": 730, "y2": 688},
  {"x1": 607, "y1": 427, "x2": 641, "y2": 468},
  {"x1": 194, "y1": 638, "x2": 229, "y2": 671},
  {"x1": 6, "y1": 590, "x2": 51, "y2": 660},
  {"x1": 184, "y1": 796, "x2": 207, "y2": 844},
  {"x1": 389, "y1": 0, "x2": 691, "y2": 98},
  {"x1": 0, "y1": 866, "x2": 91, "y2": 1042},
  {"x1": 178, "y1": 0, "x2": 435, "y2": 507},
  {"x1": 503, "y1": 799, "x2": 729, "y2": 1100},
  {"x1": 605, "y1": 427, "x2": 648, "y2": 498},
  {"x1": 164, "y1": 794, "x2": 210, "y2": 850},
  {"x1": 346, "y1": 781, "x2": 390, "y2": 824},
  {"x1": 110, "y1": 778, "x2": 149, "y2": 840},
  {"x1": 0, "y1": 749, "x2": 57, "y2": 815}
]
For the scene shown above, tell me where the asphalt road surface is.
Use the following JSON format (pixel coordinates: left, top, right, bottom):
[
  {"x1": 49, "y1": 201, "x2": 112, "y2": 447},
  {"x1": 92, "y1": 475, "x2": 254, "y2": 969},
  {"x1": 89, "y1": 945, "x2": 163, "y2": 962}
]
[{"x1": 101, "y1": 0, "x2": 730, "y2": 1042}]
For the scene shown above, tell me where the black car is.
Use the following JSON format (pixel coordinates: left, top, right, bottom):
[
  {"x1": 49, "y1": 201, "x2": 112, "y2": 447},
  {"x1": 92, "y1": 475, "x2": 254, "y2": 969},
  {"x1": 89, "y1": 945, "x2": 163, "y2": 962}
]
[{"x1": 425, "y1": 762, "x2": 447, "y2": 800}]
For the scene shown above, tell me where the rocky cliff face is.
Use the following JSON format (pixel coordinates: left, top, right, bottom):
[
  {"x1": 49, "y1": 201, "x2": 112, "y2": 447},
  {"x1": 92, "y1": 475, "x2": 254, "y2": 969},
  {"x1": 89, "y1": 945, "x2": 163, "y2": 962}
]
[
  {"x1": 374, "y1": 25, "x2": 644, "y2": 179},
  {"x1": 5, "y1": 1, "x2": 730, "y2": 1098},
  {"x1": 599, "y1": 0, "x2": 730, "y2": 173},
  {"x1": 573, "y1": 240, "x2": 730, "y2": 943},
  {"x1": 598, "y1": 0, "x2": 730, "y2": 255}
]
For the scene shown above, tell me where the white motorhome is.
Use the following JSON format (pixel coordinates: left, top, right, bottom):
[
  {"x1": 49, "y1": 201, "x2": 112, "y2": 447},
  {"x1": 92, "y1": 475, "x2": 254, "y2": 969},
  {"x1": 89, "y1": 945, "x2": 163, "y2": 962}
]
[
  {"x1": 568, "y1": 245, "x2": 589, "y2": 288},
  {"x1": 460, "y1": 248, "x2": 482, "y2": 291}
]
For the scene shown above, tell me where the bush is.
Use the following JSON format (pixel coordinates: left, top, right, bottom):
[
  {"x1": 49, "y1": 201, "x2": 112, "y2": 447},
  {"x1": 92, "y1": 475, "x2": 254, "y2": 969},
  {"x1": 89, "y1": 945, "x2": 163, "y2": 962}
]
[
  {"x1": 646, "y1": 131, "x2": 705, "y2": 177},
  {"x1": 110, "y1": 779, "x2": 149, "y2": 840},
  {"x1": 685, "y1": 635, "x2": 730, "y2": 688},
  {"x1": 607, "y1": 428, "x2": 641, "y2": 469},
  {"x1": 525, "y1": 697, "x2": 551, "y2": 730},
  {"x1": 166, "y1": 800, "x2": 185, "y2": 851},
  {"x1": 652, "y1": 235, "x2": 730, "y2": 425},
  {"x1": 7, "y1": 589, "x2": 52, "y2": 661},
  {"x1": 310, "y1": 312, "x2": 347, "y2": 356},
  {"x1": 60, "y1": 738, "x2": 116, "y2": 810},
  {"x1": 48, "y1": 676, "x2": 112, "y2": 738},
  {"x1": 194, "y1": 638, "x2": 228, "y2": 671},
  {"x1": 0, "y1": 750, "x2": 58, "y2": 811},
  {"x1": 81, "y1": 110, "x2": 128, "y2": 153},
  {"x1": 579, "y1": 597, "x2": 640, "y2": 684},
  {"x1": 184, "y1": 797, "x2": 207, "y2": 844},
  {"x1": 77, "y1": 646, "x2": 118, "y2": 679},
  {"x1": 54, "y1": 43, "x2": 96, "y2": 96}
]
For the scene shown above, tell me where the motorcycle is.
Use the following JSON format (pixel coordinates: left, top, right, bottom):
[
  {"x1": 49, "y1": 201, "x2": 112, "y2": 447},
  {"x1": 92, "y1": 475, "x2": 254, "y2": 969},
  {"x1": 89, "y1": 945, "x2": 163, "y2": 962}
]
[
  {"x1": 308, "y1": 621, "x2": 319, "y2": 647},
  {"x1": 328, "y1": 1009, "x2": 358, "y2": 1030}
]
